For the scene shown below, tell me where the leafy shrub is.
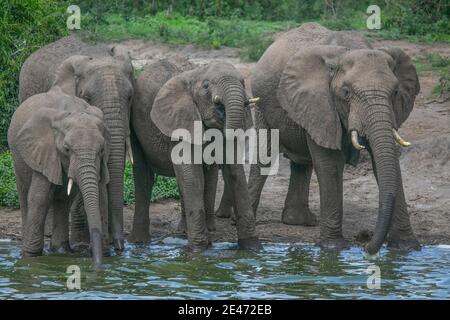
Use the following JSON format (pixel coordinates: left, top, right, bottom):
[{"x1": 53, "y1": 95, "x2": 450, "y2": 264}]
[{"x1": 0, "y1": 152, "x2": 19, "y2": 208}]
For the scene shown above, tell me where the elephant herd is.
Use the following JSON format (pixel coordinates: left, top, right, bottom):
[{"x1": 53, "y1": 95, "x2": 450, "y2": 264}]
[{"x1": 7, "y1": 23, "x2": 422, "y2": 265}]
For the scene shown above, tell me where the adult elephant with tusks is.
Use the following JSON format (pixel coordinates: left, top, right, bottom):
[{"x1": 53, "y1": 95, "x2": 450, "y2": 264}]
[
  {"x1": 218, "y1": 23, "x2": 421, "y2": 255},
  {"x1": 130, "y1": 59, "x2": 261, "y2": 251},
  {"x1": 19, "y1": 36, "x2": 134, "y2": 252}
]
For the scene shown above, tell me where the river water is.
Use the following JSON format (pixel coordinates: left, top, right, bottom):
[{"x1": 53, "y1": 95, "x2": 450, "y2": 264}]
[{"x1": 0, "y1": 238, "x2": 449, "y2": 299}]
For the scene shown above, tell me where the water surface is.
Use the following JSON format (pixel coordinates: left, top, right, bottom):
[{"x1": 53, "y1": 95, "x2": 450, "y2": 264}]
[{"x1": 0, "y1": 239, "x2": 449, "y2": 299}]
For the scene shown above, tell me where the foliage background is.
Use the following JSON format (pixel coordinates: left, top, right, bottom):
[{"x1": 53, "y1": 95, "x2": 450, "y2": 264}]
[{"x1": 0, "y1": 0, "x2": 448, "y2": 207}]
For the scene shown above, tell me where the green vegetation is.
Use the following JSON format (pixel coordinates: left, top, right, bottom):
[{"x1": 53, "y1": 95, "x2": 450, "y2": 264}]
[
  {"x1": 0, "y1": 152, "x2": 179, "y2": 208},
  {"x1": 414, "y1": 54, "x2": 450, "y2": 96}
]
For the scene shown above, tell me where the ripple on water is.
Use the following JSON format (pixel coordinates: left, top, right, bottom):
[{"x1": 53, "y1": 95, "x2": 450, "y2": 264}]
[{"x1": 0, "y1": 241, "x2": 449, "y2": 299}]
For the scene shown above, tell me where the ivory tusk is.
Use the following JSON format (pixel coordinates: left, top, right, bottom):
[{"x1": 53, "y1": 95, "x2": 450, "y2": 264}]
[
  {"x1": 392, "y1": 129, "x2": 411, "y2": 147},
  {"x1": 351, "y1": 131, "x2": 365, "y2": 150},
  {"x1": 247, "y1": 97, "x2": 260, "y2": 108},
  {"x1": 213, "y1": 95, "x2": 221, "y2": 104},
  {"x1": 126, "y1": 137, "x2": 134, "y2": 165},
  {"x1": 67, "y1": 178, "x2": 73, "y2": 196}
]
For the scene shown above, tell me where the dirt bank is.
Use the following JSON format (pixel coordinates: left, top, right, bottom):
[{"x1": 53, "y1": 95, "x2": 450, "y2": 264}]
[{"x1": 1, "y1": 38, "x2": 449, "y2": 247}]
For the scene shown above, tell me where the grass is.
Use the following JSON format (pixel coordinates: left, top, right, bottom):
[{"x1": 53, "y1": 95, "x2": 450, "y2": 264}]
[
  {"x1": 414, "y1": 54, "x2": 450, "y2": 96},
  {"x1": 81, "y1": 12, "x2": 297, "y2": 61},
  {"x1": 0, "y1": 151, "x2": 179, "y2": 208}
]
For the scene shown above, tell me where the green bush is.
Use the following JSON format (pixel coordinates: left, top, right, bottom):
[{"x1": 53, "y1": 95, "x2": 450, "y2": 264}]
[
  {"x1": 0, "y1": 152, "x2": 19, "y2": 208},
  {"x1": 0, "y1": 0, "x2": 68, "y2": 150}
]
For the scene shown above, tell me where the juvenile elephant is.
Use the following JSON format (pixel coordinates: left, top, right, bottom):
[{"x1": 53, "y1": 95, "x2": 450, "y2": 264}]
[
  {"x1": 129, "y1": 58, "x2": 261, "y2": 251},
  {"x1": 19, "y1": 36, "x2": 134, "y2": 251},
  {"x1": 219, "y1": 23, "x2": 421, "y2": 254},
  {"x1": 8, "y1": 86, "x2": 110, "y2": 265}
]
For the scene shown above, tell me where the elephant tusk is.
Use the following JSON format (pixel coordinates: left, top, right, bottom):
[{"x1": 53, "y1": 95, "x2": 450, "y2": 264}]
[
  {"x1": 247, "y1": 97, "x2": 260, "y2": 108},
  {"x1": 213, "y1": 95, "x2": 221, "y2": 104},
  {"x1": 392, "y1": 129, "x2": 411, "y2": 147},
  {"x1": 351, "y1": 131, "x2": 365, "y2": 150},
  {"x1": 126, "y1": 137, "x2": 134, "y2": 165},
  {"x1": 67, "y1": 178, "x2": 73, "y2": 196}
]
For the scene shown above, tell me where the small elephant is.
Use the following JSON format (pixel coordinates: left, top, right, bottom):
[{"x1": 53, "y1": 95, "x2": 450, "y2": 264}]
[
  {"x1": 219, "y1": 23, "x2": 421, "y2": 254},
  {"x1": 19, "y1": 36, "x2": 134, "y2": 251},
  {"x1": 8, "y1": 86, "x2": 110, "y2": 265},
  {"x1": 129, "y1": 58, "x2": 261, "y2": 251}
]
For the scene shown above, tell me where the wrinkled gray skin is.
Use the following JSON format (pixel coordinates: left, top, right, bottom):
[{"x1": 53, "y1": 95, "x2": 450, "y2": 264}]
[
  {"x1": 8, "y1": 86, "x2": 110, "y2": 265},
  {"x1": 218, "y1": 23, "x2": 421, "y2": 255},
  {"x1": 19, "y1": 36, "x2": 134, "y2": 251},
  {"x1": 130, "y1": 58, "x2": 261, "y2": 251}
]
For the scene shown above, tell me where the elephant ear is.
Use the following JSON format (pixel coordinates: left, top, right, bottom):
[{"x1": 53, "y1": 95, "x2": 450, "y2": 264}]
[
  {"x1": 151, "y1": 74, "x2": 202, "y2": 144},
  {"x1": 53, "y1": 55, "x2": 92, "y2": 96},
  {"x1": 379, "y1": 47, "x2": 420, "y2": 128},
  {"x1": 15, "y1": 108, "x2": 64, "y2": 185},
  {"x1": 277, "y1": 45, "x2": 348, "y2": 150}
]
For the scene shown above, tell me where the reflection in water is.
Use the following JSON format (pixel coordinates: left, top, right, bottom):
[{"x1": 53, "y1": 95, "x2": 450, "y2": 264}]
[{"x1": 0, "y1": 239, "x2": 449, "y2": 299}]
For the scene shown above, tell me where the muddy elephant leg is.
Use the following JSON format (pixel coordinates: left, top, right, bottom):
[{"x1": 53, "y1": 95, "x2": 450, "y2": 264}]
[
  {"x1": 50, "y1": 195, "x2": 71, "y2": 254},
  {"x1": 173, "y1": 163, "x2": 209, "y2": 251},
  {"x1": 23, "y1": 172, "x2": 53, "y2": 257},
  {"x1": 203, "y1": 164, "x2": 218, "y2": 232},
  {"x1": 176, "y1": 182, "x2": 187, "y2": 235},
  {"x1": 70, "y1": 193, "x2": 90, "y2": 252},
  {"x1": 13, "y1": 162, "x2": 29, "y2": 238},
  {"x1": 247, "y1": 163, "x2": 269, "y2": 215},
  {"x1": 307, "y1": 135, "x2": 349, "y2": 250},
  {"x1": 215, "y1": 169, "x2": 235, "y2": 219},
  {"x1": 128, "y1": 132, "x2": 154, "y2": 243},
  {"x1": 282, "y1": 161, "x2": 317, "y2": 226},
  {"x1": 99, "y1": 182, "x2": 111, "y2": 256},
  {"x1": 222, "y1": 164, "x2": 262, "y2": 251}
]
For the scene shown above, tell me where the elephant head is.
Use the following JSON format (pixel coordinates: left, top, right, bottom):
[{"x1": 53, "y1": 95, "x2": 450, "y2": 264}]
[
  {"x1": 151, "y1": 62, "x2": 251, "y2": 141},
  {"x1": 277, "y1": 46, "x2": 419, "y2": 254},
  {"x1": 53, "y1": 49, "x2": 134, "y2": 249},
  {"x1": 14, "y1": 88, "x2": 110, "y2": 264}
]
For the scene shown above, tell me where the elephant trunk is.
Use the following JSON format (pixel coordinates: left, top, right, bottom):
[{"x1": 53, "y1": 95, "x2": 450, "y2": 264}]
[
  {"x1": 363, "y1": 99, "x2": 398, "y2": 255},
  {"x1": 92, "y1": 90, "x2": 127, "y2": 250},
  {"x1": 76, "y1": 153, "x2": 103, "y2": 265},
  {"x1": 219, "y1": 77, "x2": 246, "y2": 131}
]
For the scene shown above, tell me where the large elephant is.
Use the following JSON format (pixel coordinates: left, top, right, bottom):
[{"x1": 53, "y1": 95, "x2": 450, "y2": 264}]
[
  {"x1": 8, "y1": 86, "x2": 110, "y2": 265},
  {"x1": 129, "y1": 58, "x2": 261, "y2": 251},
  {"x1": 19, "y1": 36, "x2": 134, "y2": 251},
  {"x1": 219, "y1": 23, "x2": 421, "y2": 255}
]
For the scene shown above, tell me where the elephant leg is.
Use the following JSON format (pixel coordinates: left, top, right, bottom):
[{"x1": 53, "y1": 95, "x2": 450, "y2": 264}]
[
  {"x1": 50, "y1": 195, "x2": 71, "y2": 254},
  {"x1": 176, "y1": 182, "x2": 187, "y2": 235},
  {"x1": 222, "y1": 164, "x2": 262, "y2": 251},
  {"x1": 99, "y1": 182, "x2": 111, "y2": 256},
  {"x1": 215, "y1": 169, "x2": 235, "y2": 220},
  {"x1": 13, "y1": 162, "x2": 29, "y2": 238},
  {"x1": 307, "y1": 135, "x2": 349, "y2": 250},
  {"x1": 247, "y1": 163, "x2": 269, "y2": 215},
  {"x1": 282, "y1": 161, "x2": 317, "y2": 226},
  {"x1": 70, "y1": 193, "x2": 90, "y2": 252},
  {"x1": 128, "y1": 133, "x2": 154, "y2": 243},
  {"x1": 173, "y1": 164, "x2": 209, "y2": 251},
  {"x1": 23, "y1": 172, "x2": 53, "y2": 256},
  {"x1": 203, "y1": 164, "x2": 218, "y2": 232}
]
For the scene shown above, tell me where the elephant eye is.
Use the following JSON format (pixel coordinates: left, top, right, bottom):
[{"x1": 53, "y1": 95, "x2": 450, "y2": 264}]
[
  {"x1": 63, "y1": 144, "x2": 70, "y2": 154},
  {"x1": 341, "y1": 86, "x2": 350, "y2": 99},
  {"x1": 202, "y1": 81, "x2": 209, "y2": 90}
]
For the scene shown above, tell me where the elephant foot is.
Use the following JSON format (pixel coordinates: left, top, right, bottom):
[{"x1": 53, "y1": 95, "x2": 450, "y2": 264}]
[
  {"x1": 281, "y1": 207, "x2": 317, "y2": 226},
  {"x1": 22, "y1": 249, "x2": 43, "y2": 258},
  {"x1": 71, "y1": 242, "x2": 90, "y2": 254},
  {"x1": 187, "y1": 241, "x2": 210, "y2": 253},
  {"x1": 215, "y1": 205, "x2": 233, "y2": 219},
  {"x1": 387, "y1": 237, "x2": 421, "y2": 252},
  {"x1": 127, "y1": 228, "x2": 151, "y2": 244},
  {"x1": 113, "y1": 238, "x2": 125, "y2": 252},
  {"x1": 317, "y1": 237, "x2": 350, "y2": 251},
  {"x1": 238, "y1": 237, "x2": 263, "y2": 251},
  {"x1": 175, "y1": 215, "x2": 187, "y2": 235},
  {"x1": 50, "y1": 241, "x2": 72, "y2": 254},
  {"x1": 206, "y1": 214, "x2": 216, "y2": 232}
]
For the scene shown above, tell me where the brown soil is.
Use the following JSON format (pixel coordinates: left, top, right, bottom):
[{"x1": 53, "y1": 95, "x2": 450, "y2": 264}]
[{"x1": 1, "y1": 38, "x2": 449, "y2": 246}]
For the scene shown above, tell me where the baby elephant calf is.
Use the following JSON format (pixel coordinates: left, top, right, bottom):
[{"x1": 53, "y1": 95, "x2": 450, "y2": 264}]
[{"x1": 8, "y1": 86, "x2": 110, "y2": 265}]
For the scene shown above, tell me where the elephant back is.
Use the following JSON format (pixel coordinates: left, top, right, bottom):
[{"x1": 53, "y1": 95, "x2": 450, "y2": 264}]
[{"x1": 19, "y1": 36, "x2": 112, "y2": 103}]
